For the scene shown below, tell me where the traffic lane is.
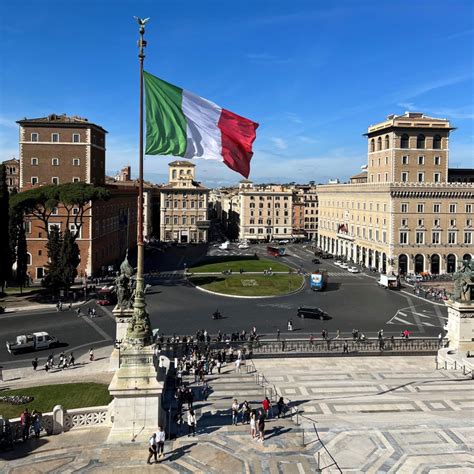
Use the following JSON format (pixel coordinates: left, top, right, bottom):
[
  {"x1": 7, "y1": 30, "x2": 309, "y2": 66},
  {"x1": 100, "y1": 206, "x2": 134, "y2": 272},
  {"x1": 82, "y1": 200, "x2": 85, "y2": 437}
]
[{"x1": 0, "y1": 307, "x2": 115, "y2": 365}]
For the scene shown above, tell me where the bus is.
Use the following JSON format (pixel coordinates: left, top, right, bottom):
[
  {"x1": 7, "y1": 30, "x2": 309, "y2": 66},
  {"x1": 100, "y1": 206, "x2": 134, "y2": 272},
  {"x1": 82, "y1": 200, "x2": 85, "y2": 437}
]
[
  {"x1": 267, "y1": 246, "x2": 286, "y2": 257},
  {"x1": 310, "y1": 270, "x2": 328, "y2": 291}
]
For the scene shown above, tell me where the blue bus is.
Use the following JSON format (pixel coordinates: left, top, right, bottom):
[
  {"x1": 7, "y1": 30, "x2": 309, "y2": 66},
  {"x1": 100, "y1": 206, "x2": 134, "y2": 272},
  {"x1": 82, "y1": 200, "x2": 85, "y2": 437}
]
[{"x1": 310, "y1": 271, "x2": 328, "y2": 291}]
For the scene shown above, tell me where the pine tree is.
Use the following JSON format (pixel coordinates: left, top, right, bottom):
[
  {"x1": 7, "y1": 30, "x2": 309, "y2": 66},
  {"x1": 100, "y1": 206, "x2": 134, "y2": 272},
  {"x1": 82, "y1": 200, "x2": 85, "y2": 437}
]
[
  {"x1": 0, "y1": 165, "x2": 11, "y2": 293},
  {"x1": 60, "y1": 229, "x2": 80, "y2": 289},
  {"x1": 43, "y1": 226, "x2": 63, "y2": 293},
  {"x1": 16, "y1": 222, "x2": 28, "y2": 293}
]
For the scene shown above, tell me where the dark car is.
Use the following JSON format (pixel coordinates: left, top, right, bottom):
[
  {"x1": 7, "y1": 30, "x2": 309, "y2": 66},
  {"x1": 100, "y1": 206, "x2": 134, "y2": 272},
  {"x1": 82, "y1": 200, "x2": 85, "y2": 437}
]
[
  {"x1": 297, "y1": 306, "x2": 330, "y2": 320},
  {"x1": 321, "y1": 253, "x2": 333, "y2": 259},
  {"x1": 312, "y1": 258, "x2": 320, "y2": 264}
]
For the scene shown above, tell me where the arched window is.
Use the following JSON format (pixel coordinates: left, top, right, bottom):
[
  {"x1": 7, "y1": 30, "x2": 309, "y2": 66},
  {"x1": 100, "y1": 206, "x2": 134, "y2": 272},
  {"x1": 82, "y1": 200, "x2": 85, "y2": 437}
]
[
  {"x1": 400, "y1": 134, "x2": 409, "y2": 149},
  {"x1": 417, "y1": 134, "x2": 425, "y2": 149},
  {"x1": 385, "y1": 135, "x2": 390, "y2": 149},
  {"x1": 26, "y1": 253, "x2": 32, "y2": 266},
  {"x1": 172, "y1": 169, "x2": 177, "y2": 179},
  {"x1": 433, "y1": 134, "x2": 442, "y2": 149},
  {"x1": 370, "y1": 139, "x2": 375, "y2": 152},
  {"x1": 377, "y1": 137, "x2": 382, "y2": 151}
]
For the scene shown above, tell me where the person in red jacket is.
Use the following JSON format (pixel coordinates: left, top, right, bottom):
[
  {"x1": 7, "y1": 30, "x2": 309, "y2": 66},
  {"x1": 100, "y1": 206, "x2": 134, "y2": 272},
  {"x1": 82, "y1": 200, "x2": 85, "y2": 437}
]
[{"x1": 262, "y1": 397, "x2": 271, "y2": 419}]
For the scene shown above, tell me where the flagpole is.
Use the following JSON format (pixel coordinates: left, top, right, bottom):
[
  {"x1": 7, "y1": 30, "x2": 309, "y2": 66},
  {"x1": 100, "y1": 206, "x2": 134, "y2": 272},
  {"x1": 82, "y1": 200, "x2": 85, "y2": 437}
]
[{"x1": 128, "y1": 17, "x2": 152, "y2": 345}]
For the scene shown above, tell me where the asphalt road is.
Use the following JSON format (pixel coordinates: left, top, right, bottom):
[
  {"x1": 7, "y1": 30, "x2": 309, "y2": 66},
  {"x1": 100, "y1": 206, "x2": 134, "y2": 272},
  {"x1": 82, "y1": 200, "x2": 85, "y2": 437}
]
[{"x1": 0, "y1": 242, "x2": 447, "y2": 368}]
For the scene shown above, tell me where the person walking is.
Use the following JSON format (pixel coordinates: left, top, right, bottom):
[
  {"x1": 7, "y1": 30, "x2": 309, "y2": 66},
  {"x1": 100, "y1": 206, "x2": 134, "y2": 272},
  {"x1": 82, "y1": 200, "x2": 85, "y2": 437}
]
[
  {"x1": 156, "y1": 425, "x2": 165, "y2": 459},
  {"x1": 343, "y1": 341, "x2": 349, "y2": 354},
  {"x1": 147, "y1": 432, "x2": 158, "y2": 464},
  {"x1": 277, "y1": 397, "x2": 285, "y2": 418},
  {"x1": 89, "y1": 348, "x2": 94, "y2": 361},
  {"x1": 287, "y1": 319, "x2": 293, "y2": 331},
  {"x1": 235, "y1": 358, "x2": 241, "y2": 374},
  {"x1": 276, "y1": 328, "x2": 280, "y2": 342},
  {"x1": 250, "y1": 410, "x2": 257, "y2": 439},
  {"x1": 241, "y1": 400, "x2": 251, "y2": 424},
  {"x1": 32, "y1": 358, "x2": 38, "y2": 371},
  {"x1": 232, "y1": 399, "x2": 239, "y2": 425},
  {"x1": 68, "y1": 353, "x2": 75, "y2": 366},
  {"x1": 187, "y1": 409, "x2": 197, "y2": 436},
  {"x1": 262, "y1": 397, "x2": 271, "y2": 419},
  {"x1": 257, "y1": 411, "x2": 265, "y2": 443}
]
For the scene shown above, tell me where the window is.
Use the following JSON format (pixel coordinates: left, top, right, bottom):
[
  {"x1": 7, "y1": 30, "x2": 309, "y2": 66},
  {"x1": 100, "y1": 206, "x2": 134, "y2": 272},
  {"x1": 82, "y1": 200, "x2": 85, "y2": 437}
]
[
  {"x1": 385, "y1": 135, "x2": 390, "y2": 149},
  {"x1": 69, "y1": 223, "x2": 81, "y2": 238},
  {"x1": 450, "y1": 219, "x2": 456, "y2": 227},
  {"x1": 385, "y1": 156, "x2": 388, "y2": 164},
  {"x1": 434, "y1": 173, "x2": 441, "y2": 183},
  {"x1": 370, "y1": 139, "x2": 375, "y2": 152},
  {"x1": 402, "y1": 155, "x2": 408, "y2": 165},
  {"x1": 173, "y1": 217, "x2": 178, "y2": 225},
  {"x1": 434, "y1": 218, "x2": 440, "y2": 227},
  {"x1": 52, "y1": 177, "x2": 59, "y2": 185},
  {"x1": 249, "y1": 228, "x2": 255, "y2": 234},
  {"x1": 400, "y1": 134, "x2": 409, "y2": 149},
  {"x1": 467, "y1": 219, "x2": 472, "y2": 227},
  {"x1": 465, "y1": 232, "x2": 472, "y2": 244},
  {"x1": 432, "y1": 232, "x2": 440, "y2": 244},
  {"x1": 433, "y1": 203, "x2": 440, "y2": 213},
  {"x1": 417, "y1": 203, "x2": 424, "y2": 213},
  {"x1": 26, "y1": 253, "x2": 32, "y2": 265},
  {"x1": 31, "y1": 133, "x2": 38, "y2": 142},
  {"x1": 433, "y1": 134, "x2": 442, "y2": 150},
  {"x1": 399, "y1": 231, "x2": 408, "y2": 244},
  {"x1": 417, "y1": 172, "x2": 424, "y2": 183},
  {"x1": 72, "y1": 133, "x2": 80, "y2": 143},
  {"x1": 377, "y1": 173, "x2": 381, "y2": 182},
  {"x1": 38, "y1": 250, "x2": 42, "y2": 256},
  {"x1": 72, "y1": 177, "x2": 80, "y2": 183},
  {"x1": 385, "y1": 172, "x2": 388, "y2": 182},
  {"x1": 416, "y1": 231, "x2": 424, "y2": 244},
  {"x1": 449, "y1": 203, "x2": 456, "y2": 213},
  {"x1": 182, "y1": 217, "x2": 187, "y2": 225},
  {"x1": 48, "y1": 222, "x2": 61, "y2": 232},
  {"x1": 165, "y1": 217, "x2": 170, "y2": 225},
  {"x1": 258, "y1": 228, "x2": 263, "y2": 234},
  {"x1": 434, "y1": 156, "x2": 441, "y2": 165},
  {"x1": 448, "y1": 231, "x2": 456, "y2": 244},
  {"x1": 401, "y1": 218, "x2": 408, "y2": 227},
  {"x1": 401, "y1": 203, "x2": 408, "y2": 213},
  {"x1": 465, "y1": 204, "x2": 472, "y2": 213},
  {"x1": 401, "y1": 172, "x2": 409, "y2": 182},
  {"x1": 73, "y1": 158, "x2": 80, "y2": 166},
  {"x1": 24, "y1": 221, "x2": 32, "y2": 234},
  {"x1": 416, "y1": 134, "x2": 425, "y2": 149},
  {"x1": 417, "y1": 219, "x2": 424, "y2": 227},
  {"x1": 31, "y1": 176, "x2": 38, "y2": 185},
  {"x1": 377, "y1": 137, "x2": 382, "y2": 151},
  {"x1": 52, "y1": 158, "x2": 59, "y2": 166},
  {"x1": 31, "y1": 157, "x2": 38, "y2": 165},
  {"x1": 417, "y1": 156, "x2": 424, "y2": 165},
  {"x1": 51, "y1": 207, "x2": 58, "y2": 215},
  {"x1": 52, "y1": 133, "x2": 59, "y2": 142}
]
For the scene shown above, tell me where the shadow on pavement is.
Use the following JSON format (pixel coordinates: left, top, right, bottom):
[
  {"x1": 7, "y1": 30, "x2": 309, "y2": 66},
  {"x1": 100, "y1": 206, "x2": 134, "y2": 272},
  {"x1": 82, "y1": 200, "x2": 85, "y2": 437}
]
[{"x1": 0, "y1": 437, "x2": 50, "y2": 461}]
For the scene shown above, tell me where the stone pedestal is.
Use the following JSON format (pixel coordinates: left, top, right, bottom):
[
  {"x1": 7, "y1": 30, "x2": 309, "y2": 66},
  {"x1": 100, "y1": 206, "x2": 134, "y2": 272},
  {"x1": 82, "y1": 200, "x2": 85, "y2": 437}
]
[
  {"x1": 109, "y1": 306, "x2": 134, "y2": 370},
  {"x1": 444, "y1": 299, "x2": 474, "y2": 352},
  {"x1": 107, "y1": 345, "x2": 165, "y2": 443}
]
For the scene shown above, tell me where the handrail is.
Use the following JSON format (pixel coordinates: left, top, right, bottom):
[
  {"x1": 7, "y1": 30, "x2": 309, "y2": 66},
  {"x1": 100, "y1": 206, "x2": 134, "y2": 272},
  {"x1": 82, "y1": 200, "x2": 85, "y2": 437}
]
[{"x1": 312, "y1": 422, "x2": 343, "y2": 473}]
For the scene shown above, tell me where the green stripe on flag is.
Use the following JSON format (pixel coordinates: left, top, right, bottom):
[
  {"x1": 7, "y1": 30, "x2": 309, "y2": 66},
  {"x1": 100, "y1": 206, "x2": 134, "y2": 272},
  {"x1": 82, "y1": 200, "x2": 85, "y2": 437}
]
[{"x1": 144, "y1": 71, "x2": 187, "y2": 156}]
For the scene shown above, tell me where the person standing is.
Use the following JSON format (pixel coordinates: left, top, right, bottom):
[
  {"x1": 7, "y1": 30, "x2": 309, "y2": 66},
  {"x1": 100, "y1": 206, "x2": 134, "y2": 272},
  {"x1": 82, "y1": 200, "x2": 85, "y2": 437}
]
[
  {"x1": 68, "y1": 353, "x2": 75, "y2": 367},
  {"x1": 250, "y1": 410, "x2": 256, "y2": 439},
  {"x1": 147, "y1": 432, "x2": 158, "y2": 464},
  {"x1": 156, "y1": 425, "x2": 166, "y2": 459},
  {"x1": 20, "y1": 408, "x2": 31, "y2": 441},
  {"x1": 187, "y1": 409, "x2": 197, "y2": 436},
  {"x1": 343, "y1": 341, "x2": 349, "y2": 354},
  {"x1": 257, "y1": 411, "x2": 265, "y2": 443},
  {"x1": 262, "y1": 397, "x2": 270, "y2": 419},
  {"x1": 235, "y1": 358, "x2": 241, "y2": 374},
  {"x1": 276, "y1": 328, "x2": 280, "y2": 342},
  {"x1": 32, "y1": 410, "x2": 41, "y2": 438},
  {"x1": 32, "y1": 358, "x2": 38, "y2": 371},
  {"x1": 277, "y1": 397, "x2": 285, "y2": 418},
  {"x1": 232, "y1": 399, "x2": 239, "y2": 425},
  {"x1": 89, "y1": 348, "x2": 94, "y2": 361}
]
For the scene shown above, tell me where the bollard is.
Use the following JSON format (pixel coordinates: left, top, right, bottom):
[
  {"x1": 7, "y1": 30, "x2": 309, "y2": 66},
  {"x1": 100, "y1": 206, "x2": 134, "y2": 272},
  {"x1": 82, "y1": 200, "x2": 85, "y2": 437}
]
[
  {"x1": 454, "y1": 361, "x2": 457, "y2": 370},
  {"x1": 444, "y1": 361, "x2": 447, "y2": 370}
]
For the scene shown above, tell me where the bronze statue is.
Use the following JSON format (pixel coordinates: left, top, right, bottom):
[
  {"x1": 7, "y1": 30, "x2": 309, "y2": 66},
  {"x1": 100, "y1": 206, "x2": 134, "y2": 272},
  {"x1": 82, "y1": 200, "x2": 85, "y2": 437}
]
[
  {"x1": 114, "y1": 250, "x2": 136, "y2": 309},
  {"x1": 452, "y1": 259, "x2": 473, "y2": 302}
]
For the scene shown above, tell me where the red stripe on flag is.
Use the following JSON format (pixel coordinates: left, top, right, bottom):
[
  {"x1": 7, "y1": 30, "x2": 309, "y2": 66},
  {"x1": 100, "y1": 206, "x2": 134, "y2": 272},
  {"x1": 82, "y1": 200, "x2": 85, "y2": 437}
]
[{"x1": 217, "y1": 109, "x2": 259, "y2": 179}]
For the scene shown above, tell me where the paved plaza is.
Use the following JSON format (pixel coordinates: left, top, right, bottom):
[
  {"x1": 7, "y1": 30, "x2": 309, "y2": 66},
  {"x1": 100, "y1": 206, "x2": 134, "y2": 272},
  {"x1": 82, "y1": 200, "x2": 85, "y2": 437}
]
[{"x1": 1, "y1": 353, "x2": 473, "y2": 472}]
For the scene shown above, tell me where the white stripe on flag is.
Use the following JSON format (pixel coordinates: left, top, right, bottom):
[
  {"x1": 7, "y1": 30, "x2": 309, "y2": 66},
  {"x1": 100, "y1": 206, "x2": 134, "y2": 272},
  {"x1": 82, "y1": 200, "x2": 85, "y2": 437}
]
[{"x1": 182, "y1": 89, "x2": 222, "y2": 160}]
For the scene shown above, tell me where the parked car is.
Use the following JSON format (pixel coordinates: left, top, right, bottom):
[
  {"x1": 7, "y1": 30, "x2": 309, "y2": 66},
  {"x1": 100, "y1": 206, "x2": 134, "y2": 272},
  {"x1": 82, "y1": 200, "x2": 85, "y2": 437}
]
[
  {"x1": 238, "y1": 242, "x2": 249, "y2": 249},
  {"x1": 279, "y1": 240, "x2": 290, "y2": 244},
  {"x1": 7, "y1": 332, "x2": 59, "y2": 354},
  {"x1": 334, "y1": 260, "x2": 342, "y2": 266},
  {"x1": 312, "y1": 258, "x2": 321, "y2": 264},
  {"x1": 340, "y1": 262, "x2": 349, "y2": 269},
  {"x1": 321, "y1": 253, "x2": 333, "y2": 259},
  {"x1": 348, "y1": 266, "x2": 359, "y2": 273},
  {"x1": 297, "y1": 306, "x2": 330, "y2": 320}
]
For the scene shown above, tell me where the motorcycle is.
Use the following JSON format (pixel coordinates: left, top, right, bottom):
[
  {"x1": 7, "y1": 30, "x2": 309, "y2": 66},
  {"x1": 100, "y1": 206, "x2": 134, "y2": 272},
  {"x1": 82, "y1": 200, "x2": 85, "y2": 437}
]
[{"x1": 212, "y1": 310, "x2": 222, "y2": 320}]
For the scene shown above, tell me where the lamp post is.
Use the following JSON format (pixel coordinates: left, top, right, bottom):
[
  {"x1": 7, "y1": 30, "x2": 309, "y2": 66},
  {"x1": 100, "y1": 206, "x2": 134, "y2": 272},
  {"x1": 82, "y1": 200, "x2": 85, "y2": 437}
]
[{"x1": 127, "y1": 17, "x2": 153, "y2": 345}]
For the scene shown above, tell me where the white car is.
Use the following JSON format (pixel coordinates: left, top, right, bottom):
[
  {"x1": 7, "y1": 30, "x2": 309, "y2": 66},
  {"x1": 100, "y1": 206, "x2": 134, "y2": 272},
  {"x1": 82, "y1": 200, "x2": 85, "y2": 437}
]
[
  {"x1": 340, "y1": 262, "x2": 349, "y2": 269},
  {"x1": 334, "y1": 260, "x2": 342, "y2": 266},
  {"x1": 238, "y1": 243, "x2": 249, "y2": 249},
  {"x1": 348, "y1": 266, "x2": 359, "y2": 273}
]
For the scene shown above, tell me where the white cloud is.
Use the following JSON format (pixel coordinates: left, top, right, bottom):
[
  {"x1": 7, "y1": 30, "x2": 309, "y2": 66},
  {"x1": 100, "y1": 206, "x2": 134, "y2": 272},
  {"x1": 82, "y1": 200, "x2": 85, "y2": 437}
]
[
  {"x1": 0, "y1": 116, "x2": 18, "y2": 129},
  {"x1": 270, "y1": 137, "x2": 288, "y2": 150},
  {"x1": 286, "y1": 113, "x2": 303, "y2": 124}
]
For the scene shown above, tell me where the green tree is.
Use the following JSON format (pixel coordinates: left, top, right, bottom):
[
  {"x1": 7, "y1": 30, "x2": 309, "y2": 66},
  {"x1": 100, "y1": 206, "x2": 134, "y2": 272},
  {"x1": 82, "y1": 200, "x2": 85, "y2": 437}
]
[
  {"x1": 16, "y1": 221, "x2": 28, "y2": 293},
  {"x1": 42, "y1": 226, "x2": 63, "y2": 293},
  {"x1": 60, "y1": 229, "x2": 80, "y2": 289},
  {"x1": 0, "y1": 165, "x2": 11, "y2": 293}
]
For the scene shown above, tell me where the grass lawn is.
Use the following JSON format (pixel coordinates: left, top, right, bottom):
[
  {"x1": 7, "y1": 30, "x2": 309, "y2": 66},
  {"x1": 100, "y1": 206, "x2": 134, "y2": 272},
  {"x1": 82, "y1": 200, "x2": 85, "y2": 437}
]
[
  {"x1": 0, "y1": 383, "x2": 112, "y2": 420},
  {"x1": 190, "y1": 256, "x2": 290, "y2": 273},
  {"x1": 190, "y1": 274, "x2": 304, "y2": 296}
]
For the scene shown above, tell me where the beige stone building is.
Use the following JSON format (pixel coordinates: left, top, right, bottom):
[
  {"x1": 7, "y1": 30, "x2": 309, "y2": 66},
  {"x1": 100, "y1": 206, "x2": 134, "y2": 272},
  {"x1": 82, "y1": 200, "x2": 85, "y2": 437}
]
[
  {"x1": 2, "y1": 158, "x2": 20, "y2": 192},
  {"x1": 317, "y1": 112, "x2": 473, "y2": 275},
  {"x1": 159, "y1": 161, "x2": 209, "y2": 243},
  {"x1": 238, "y1": 181, "x2": 293, "y2": 242}
]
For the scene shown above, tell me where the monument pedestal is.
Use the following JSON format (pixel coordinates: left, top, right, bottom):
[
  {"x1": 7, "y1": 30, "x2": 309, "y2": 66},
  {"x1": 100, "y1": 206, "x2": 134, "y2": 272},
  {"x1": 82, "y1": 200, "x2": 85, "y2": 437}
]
[
  {"x1": 444, "y1": 299, "x2": 474, "y2": 352},
  {"x1": 107, "y1": 345, "x2": 165, "y2": 443},
  {"x1": 109, "y1": 306, "x2": 134, "y2": 370}
]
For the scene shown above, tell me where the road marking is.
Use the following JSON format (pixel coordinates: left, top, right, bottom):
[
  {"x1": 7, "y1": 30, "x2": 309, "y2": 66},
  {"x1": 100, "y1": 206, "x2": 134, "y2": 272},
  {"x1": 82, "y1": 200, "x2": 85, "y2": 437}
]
[
  {"x1": 420, "y1": 321, "x2": 435, "y2": 327},
  {"x1": 82, "y1": 315, "x2": 113, "y2": 341},
  {"x1": 401, "y1": 294, "x2": 426, "y2": 334},
  {"x1": 389, "y1": 315, "x2": 412, "y2": 325}
]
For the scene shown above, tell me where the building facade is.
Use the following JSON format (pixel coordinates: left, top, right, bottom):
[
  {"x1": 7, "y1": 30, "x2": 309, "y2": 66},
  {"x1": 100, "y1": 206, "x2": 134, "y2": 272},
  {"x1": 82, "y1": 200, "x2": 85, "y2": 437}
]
[
  {"x1": 159, "y1": 161, "x2": 209, "y2": 243},
  {"x1": 238, "y1": 181, "x2": 293, "y2": 242},
  {"x1": 317, "y1": 112, "x2": 473, "y2": 275},
  {"x1": 2, "y1": 158, "x2": 19, "y2": 192}
]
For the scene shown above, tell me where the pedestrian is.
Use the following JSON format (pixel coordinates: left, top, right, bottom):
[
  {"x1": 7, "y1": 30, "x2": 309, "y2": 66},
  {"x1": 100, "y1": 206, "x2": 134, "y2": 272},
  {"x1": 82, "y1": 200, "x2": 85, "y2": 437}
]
[
  {"x1": 187, "y1": 409, "x2": 197, "y2": 436},
  {"x1": 147, "y1": 432, "x2": 158, "y2": 464},
  {"x1": 438, "y1": 332, "x2": 443, "y2": 347},
  {"x1": 403, "y1": 329, "x2": 410, "y2": 340},
  {"x1": 156, "y1": 425, "x2": 165, "y2": 459},
  {"x1": 56, "y1": 302, "x2": 60, "y2": 312},
  {"x1": 241, "y1": 400, "x2": 250, "y2": 424},
  {"x1": 378, "y1": 329, "x2": 384, "y2": 340},
  {"x1": 287, "y1": 319, "x2": 293, "y2": 331},
  {"x1": 235, "y1": 358, "x2": 241, "y2": 374},
  {"x1": 31, "y1": 410, "x2": 41, "y2": 438},
  {"x1": 257, "y1": 411, "x2": 265, "y2": 442},
  {"x1": 309, "y1": 335, "x2": 314, "y2": 347},
  {"x1": 68, "y1": 302, "x2": 72, "y2": 311},
  {"x1": 277, "y1": 397, "x2": 285, "y2": 418},
  {"x1": 232, "y1": 399, "x2": 240, "y2": 425},
  {"x1": 68, "y1": 353, "x2": 75, "y2": 366},
  {"x1": 262, "y1": 397, "x2": 271, "y2": 419},
  {"x1": 59, "y1": 302, "x2": 63, "y2": 311},
  {"x1": 276, "y1": 328, "x2": 280, "y2": 341},
  {"x1": 336, "y1": 329, "x2": 340, "y2": 339},
  {"x1": 89, "y1": 348, "x2": 94, "y2": 361},
  {"x1": 32, "y1": 357, "x2": 38, "y2": 371},
  {"x1": 76, "y1": 308, "x2": 81, "y2": 317},
  {"x1": 343, "y1": 341, "x2": 349, "y2": 354},
  {"x1": 20, "y1": 408, "x2": 31, "y2": 441},
  {"x1": 250, "y1": 410, "x2": 257, "y2": 439},
  {"x1": 379, "y1": 338, "x2": 385, "y2": 352},
  {"x1": 175, "y1": 411, "x2": 184, "y2": 436}
]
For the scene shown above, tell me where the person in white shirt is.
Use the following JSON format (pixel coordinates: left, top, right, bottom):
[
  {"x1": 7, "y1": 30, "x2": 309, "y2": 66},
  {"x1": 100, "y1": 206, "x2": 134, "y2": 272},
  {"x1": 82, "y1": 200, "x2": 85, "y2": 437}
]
[
  {"x1": 187, "y1": 409, "x2": 197, "y2": 436},
  {"x1": 156, "y1": 425, "x2": 166, "y2": 459},
  {"x1": 235, "y1": 358, "x2": 241, "y2": 374},
  {"x1": 147, "y1": 432, "x2": 158, "y2": 464}
]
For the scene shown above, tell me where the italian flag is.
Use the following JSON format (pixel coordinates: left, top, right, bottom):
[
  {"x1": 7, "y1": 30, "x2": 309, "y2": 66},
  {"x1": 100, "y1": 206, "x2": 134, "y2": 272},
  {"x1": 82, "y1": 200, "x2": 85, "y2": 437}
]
[{"x1": 144, "y1": 71, "x2": 259, "y2": 178}]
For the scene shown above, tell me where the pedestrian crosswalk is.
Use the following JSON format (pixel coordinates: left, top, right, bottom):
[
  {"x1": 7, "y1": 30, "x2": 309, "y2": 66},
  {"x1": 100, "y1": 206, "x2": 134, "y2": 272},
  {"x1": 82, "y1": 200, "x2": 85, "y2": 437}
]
[{"x1": 327, "y1": 271, "x2": 365, "y2": 278}]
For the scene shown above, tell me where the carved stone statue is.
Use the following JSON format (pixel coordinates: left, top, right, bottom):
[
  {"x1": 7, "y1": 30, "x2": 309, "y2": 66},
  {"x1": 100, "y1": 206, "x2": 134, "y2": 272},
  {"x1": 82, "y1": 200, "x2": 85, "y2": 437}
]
[
  {"x1": 114, "y1": 250, "x2": 136, "y2": 310},
  {"x1": 452, "y1": 259, "x2": 473, "y2": 303}
]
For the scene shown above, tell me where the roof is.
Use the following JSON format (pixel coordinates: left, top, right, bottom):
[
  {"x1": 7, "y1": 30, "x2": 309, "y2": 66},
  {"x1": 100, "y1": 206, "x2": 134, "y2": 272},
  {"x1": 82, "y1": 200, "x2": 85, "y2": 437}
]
[
  {"x1": 160, "y1": 181, "x2": 209, "y2": 191},
  {"x1": 17, "y1": 114, "x2": 108, "y2": 133},
  {"x1": 350, "y1": 171, "x2": 368, "y2": 179},
  {"x1": 168, "y1": 160, "x2": 195, "y2": 167}
]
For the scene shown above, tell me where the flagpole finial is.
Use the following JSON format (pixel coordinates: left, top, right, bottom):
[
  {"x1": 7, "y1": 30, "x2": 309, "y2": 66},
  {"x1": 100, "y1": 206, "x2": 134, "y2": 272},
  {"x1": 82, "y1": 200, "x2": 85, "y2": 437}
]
[{"x1": 134, "y1": 17, "x2": 149, "y2": 59}]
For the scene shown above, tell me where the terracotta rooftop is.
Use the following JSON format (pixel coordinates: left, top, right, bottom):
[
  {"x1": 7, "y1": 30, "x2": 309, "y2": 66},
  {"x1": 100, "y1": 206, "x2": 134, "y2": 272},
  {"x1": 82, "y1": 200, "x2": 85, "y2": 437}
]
[{"x1": 17, "y1": 114, "x2": 107, "y2": 133}]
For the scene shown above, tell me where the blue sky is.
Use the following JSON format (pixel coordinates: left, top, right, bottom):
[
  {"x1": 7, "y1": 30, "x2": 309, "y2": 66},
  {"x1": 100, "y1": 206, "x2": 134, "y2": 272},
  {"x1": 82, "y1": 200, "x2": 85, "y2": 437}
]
[{"x1": 0, "y1": 0, "x2": 473, "y2": 186}]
